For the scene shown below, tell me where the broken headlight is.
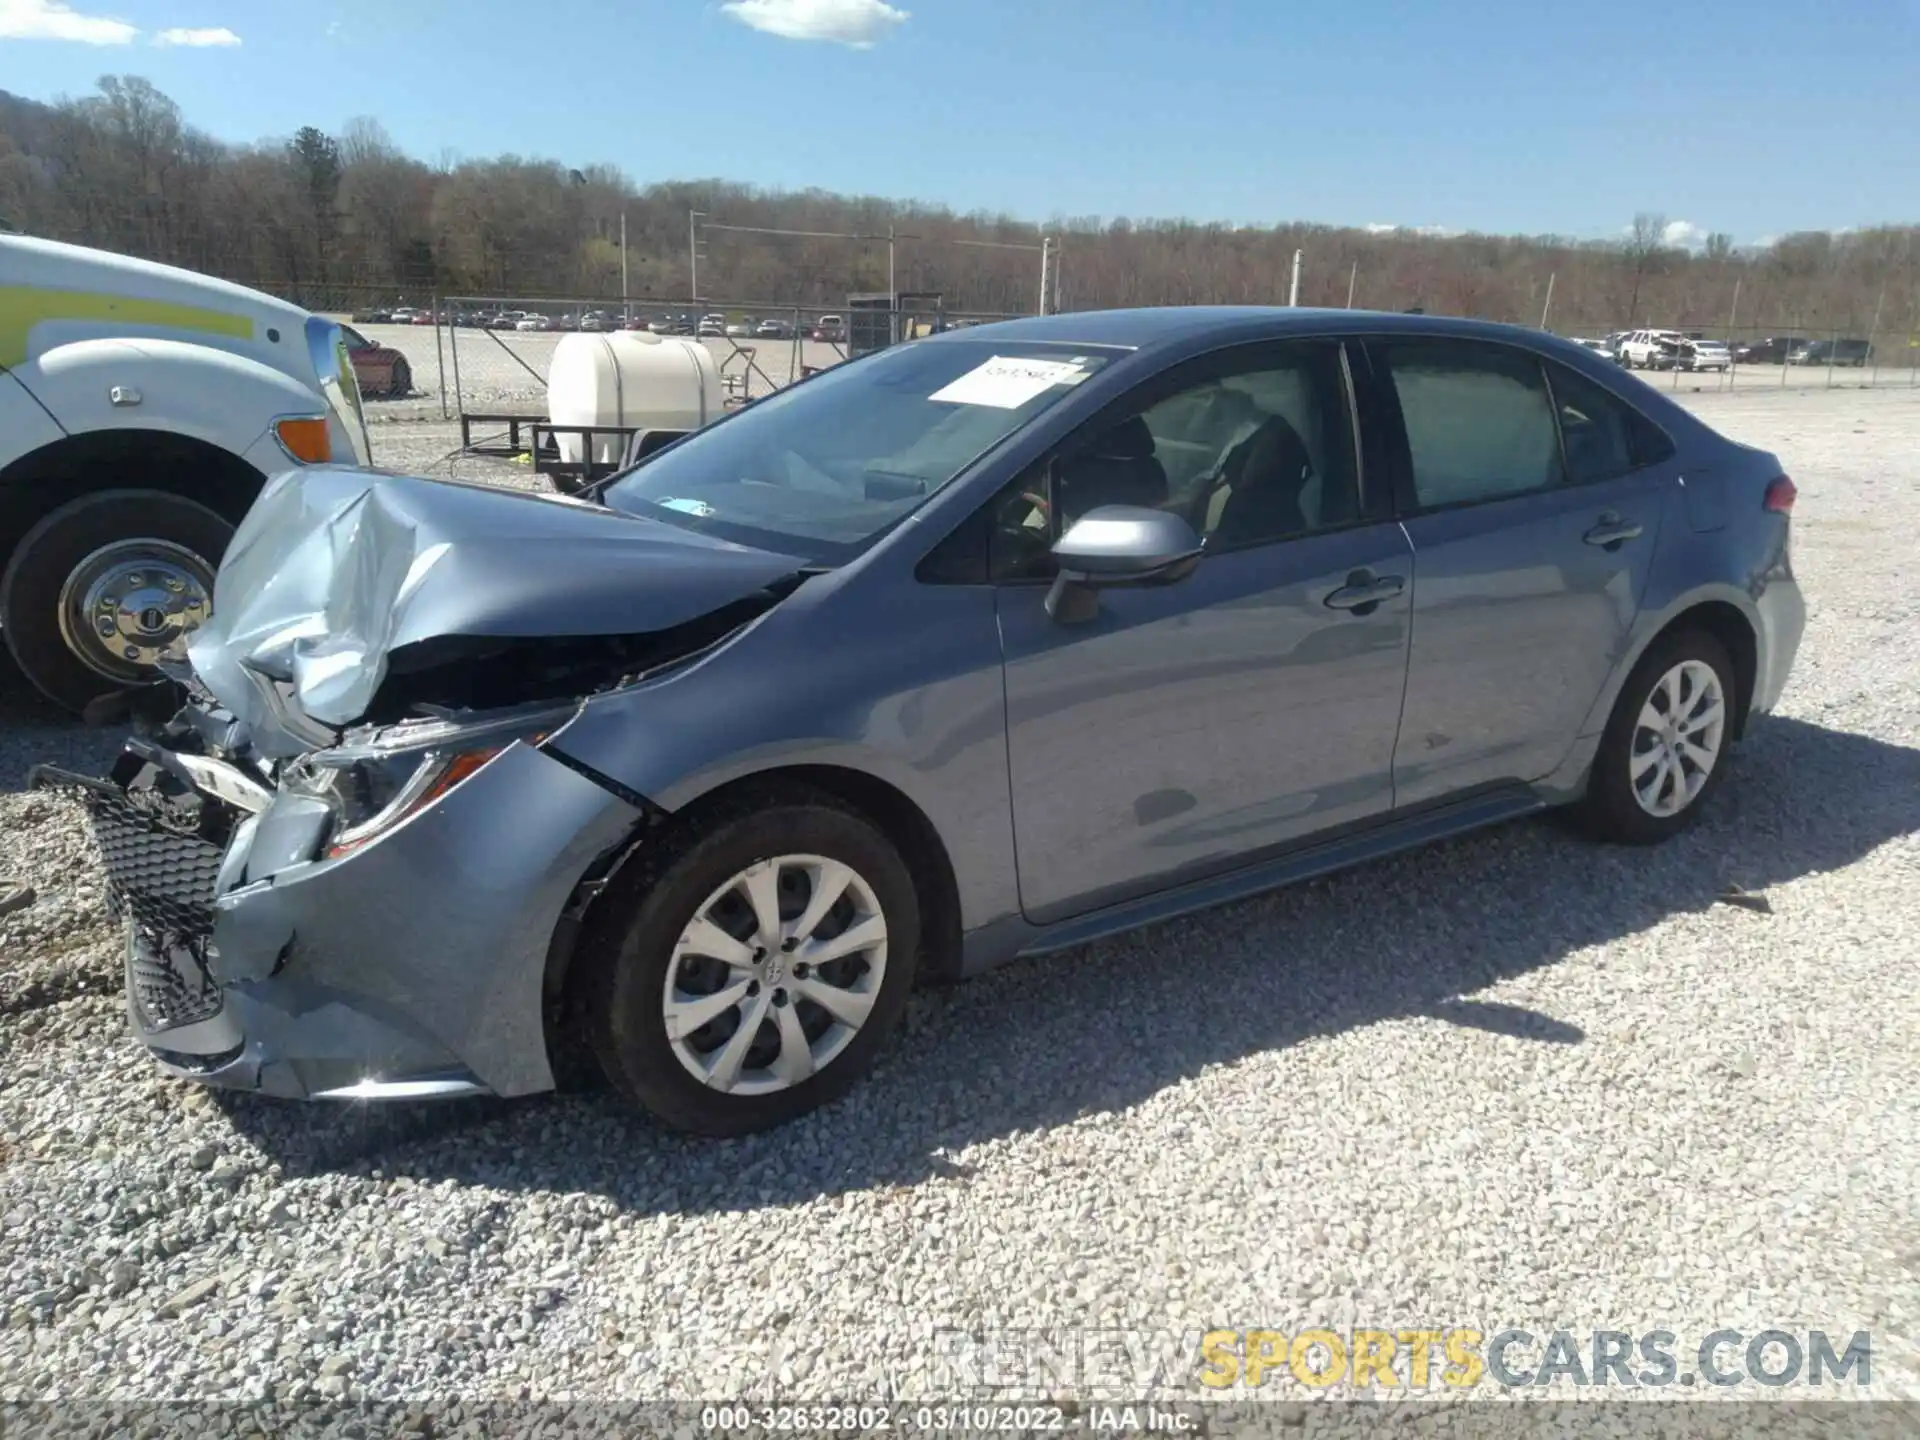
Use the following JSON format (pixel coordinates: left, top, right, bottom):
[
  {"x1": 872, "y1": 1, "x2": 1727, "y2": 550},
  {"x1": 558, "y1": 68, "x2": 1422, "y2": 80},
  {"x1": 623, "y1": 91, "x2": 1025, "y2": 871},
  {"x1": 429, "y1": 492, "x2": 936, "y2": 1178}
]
[{"x1": 291, "y1": 701, "x2": 581, "y2": 858}]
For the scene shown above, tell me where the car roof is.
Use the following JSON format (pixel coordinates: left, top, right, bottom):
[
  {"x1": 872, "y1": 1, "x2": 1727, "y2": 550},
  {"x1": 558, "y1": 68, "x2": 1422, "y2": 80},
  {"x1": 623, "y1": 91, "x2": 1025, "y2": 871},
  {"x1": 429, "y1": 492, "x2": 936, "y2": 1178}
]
[{"x1": 923, "y1": 305, "x2": 1615, "y2": 354}]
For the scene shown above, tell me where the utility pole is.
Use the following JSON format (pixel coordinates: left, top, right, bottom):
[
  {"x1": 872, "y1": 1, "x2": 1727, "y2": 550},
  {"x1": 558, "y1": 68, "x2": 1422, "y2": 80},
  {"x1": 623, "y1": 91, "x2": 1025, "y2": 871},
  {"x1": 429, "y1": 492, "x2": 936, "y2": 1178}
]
[
  {"x1": 1288, "y1": 250, "x2": 1303, "y2": 307},
  {"x1": 887, "y1": 225, "x2": 897, "y2": 344},
  {"x1": 688, "y1": 209, "x2": 702, "y2": 303},
  {"x1": 620, "y1": 211, "x2": 629, "y2": 322},
  {"x1": 1346, "y1": 260, "x2": 1357, "y2": 309},
  {"x1": 1539, "y1": 271, "x2": 1556, "y2": 331},
  {"x1": 1038, "y1": 236, "x2": 1051, "y2": 316}
]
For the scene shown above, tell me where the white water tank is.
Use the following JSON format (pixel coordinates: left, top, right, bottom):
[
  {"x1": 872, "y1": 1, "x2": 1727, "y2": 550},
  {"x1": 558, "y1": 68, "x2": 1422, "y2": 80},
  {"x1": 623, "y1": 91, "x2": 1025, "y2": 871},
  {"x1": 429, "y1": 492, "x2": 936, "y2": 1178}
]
[{"x1": 546, "y1": 330, "x2": 724, "y2": 468}]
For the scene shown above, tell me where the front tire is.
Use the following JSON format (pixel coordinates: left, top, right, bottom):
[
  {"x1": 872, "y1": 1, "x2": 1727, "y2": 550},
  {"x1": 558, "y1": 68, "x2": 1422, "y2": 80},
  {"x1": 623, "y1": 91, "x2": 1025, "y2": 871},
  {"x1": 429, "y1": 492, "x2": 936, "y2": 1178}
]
[
  {"x1": 1, "y1": 489, "x2": 230, "y2": 713},
  {"x1": 1575, "y1": 629, "x2": 1738, "y2": 844},
  {"x1": 388, "y1": 358, "x2": 412, "y2": 397},
  {"x1": 579, "y1": 785, "x2": 920, "y2": 1135}
]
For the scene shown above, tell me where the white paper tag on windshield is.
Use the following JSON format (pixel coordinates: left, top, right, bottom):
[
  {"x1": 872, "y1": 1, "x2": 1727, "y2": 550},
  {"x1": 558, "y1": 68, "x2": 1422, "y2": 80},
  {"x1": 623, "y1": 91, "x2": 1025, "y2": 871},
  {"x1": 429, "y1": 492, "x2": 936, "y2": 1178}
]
[{"x1": 929, "y1": 356, "x2": 1087, "y2": 409}]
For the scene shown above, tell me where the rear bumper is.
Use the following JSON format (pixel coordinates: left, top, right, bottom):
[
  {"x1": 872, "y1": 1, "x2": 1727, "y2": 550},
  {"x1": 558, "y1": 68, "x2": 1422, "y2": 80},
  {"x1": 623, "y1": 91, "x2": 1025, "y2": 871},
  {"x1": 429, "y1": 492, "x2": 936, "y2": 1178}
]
[
  {"x1": 35, "y1": 734, "x2": 644, "y2": 1102},
  {"x1": 1753, "y1": 574, "x2": 1807, "y2": 718}
]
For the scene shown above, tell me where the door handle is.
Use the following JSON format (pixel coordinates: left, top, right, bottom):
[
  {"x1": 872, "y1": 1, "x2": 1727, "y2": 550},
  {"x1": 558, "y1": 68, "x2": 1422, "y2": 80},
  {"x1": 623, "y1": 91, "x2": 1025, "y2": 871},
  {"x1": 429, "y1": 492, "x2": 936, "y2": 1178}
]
[
  {"x1": 1324, "y1": 571, "x2": 1406, "y2": 613},
  {"x1": 1584, "y1": 514, "x2": 1644, "y2": 549}
]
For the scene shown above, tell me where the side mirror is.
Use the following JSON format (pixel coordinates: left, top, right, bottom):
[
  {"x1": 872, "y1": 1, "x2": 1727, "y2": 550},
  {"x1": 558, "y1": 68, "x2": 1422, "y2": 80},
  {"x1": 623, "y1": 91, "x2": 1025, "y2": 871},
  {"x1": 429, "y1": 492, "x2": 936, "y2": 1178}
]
[{"x1": 1045, "y1": 505, "x2": 1203, "y2": 623}]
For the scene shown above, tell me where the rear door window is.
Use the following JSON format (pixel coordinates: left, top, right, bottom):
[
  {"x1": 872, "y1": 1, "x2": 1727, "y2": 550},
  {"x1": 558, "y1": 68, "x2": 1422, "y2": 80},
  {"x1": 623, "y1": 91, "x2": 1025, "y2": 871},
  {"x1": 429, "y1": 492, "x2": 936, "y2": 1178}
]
[{"x1": 1377, "y1": 339, "x2": 1562, "y2": 508}]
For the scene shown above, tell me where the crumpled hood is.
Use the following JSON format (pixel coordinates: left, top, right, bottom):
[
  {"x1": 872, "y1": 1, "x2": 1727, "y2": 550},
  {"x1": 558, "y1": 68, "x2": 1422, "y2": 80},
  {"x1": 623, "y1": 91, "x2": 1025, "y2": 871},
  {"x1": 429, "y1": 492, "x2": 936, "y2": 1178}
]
[{"x1": 188, "y1": 466, "x2": 805, "y2": 750}]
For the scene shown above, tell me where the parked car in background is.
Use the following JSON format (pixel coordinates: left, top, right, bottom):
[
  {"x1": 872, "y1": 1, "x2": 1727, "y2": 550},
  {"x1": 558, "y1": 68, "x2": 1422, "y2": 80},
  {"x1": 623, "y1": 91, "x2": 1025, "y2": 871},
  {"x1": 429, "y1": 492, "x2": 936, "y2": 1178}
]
[
  {"x1": 726, "y1": 319, "x2": 754, "y2": 338},
  {"x1": 516, "y1": 314, "x2": 556, "y2": 333},
  {"x1": 1733, "y1": 337, "x2": 1798, "y2": 365},
  {"x1": 351, "y1": 307, "x2": 393, "y2": 325},
  {"x1": 410, "y1": 311, "x2": 439, "y2": 326},
  {"x1": 697, "y1": 314, "x2": 727, "y2": 336},
  {"x1": 755, "y1": 318, "x2": 790, "y2": 339},
  {"x1": 388, "y1": 307, "x2": 420, "y2": 326},
  {"x1": 812, "y1": 314, "x2": 847, "y2": 343},
  {"x1": 1618, "y1": 329, "x2": 1688, "y2": 370},
  {"x1": 341, "y1": 325, "x2": 412, "y2": 399},
  {"x1": 1789, "y1": 338, "x2": 1873, "y2": 367},
  {"x1": 487, "y1": 311, "x2": 525, "y2": 330},
  {"x1": 58, "y1": 308, "x2": 1804, "y2": 1134},
  {"x1": 1571, "y1": 338, "x2": 1614, "y2": 358},
  {"x1": 1679, "y1": 340, "x2": 1731, "y2": 373}
]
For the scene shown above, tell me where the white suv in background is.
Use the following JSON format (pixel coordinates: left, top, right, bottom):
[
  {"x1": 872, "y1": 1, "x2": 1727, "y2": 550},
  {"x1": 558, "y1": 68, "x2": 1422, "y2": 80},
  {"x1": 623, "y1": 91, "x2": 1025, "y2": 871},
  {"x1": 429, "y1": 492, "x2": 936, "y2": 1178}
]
[{"x1": 1618, "y1": 329, "x2": 1688, "y2": 370}]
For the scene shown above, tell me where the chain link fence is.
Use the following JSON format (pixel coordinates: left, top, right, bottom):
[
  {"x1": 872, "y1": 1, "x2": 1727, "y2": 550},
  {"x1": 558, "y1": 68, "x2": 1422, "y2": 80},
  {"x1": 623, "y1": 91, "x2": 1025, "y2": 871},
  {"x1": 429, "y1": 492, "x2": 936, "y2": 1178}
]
[{"x1": 1598, "y1": 321, "x2": 1919, "y2": 394}]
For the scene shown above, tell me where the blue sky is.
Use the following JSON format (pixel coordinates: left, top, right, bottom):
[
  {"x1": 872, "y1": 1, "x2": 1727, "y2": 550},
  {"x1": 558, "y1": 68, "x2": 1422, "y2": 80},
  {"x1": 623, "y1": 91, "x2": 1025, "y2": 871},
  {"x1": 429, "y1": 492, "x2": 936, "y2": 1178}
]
[{"x1": 3, "y1": 0, "x2": 1917, "y2": 244}]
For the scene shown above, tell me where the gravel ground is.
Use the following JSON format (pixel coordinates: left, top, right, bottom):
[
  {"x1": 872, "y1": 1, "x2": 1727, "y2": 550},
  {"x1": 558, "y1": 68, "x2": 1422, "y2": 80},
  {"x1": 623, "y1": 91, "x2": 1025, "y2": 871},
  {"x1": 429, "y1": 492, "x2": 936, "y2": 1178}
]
[{"x1": 0, "y1": 386, "x2": 1916, "y2": 1418}]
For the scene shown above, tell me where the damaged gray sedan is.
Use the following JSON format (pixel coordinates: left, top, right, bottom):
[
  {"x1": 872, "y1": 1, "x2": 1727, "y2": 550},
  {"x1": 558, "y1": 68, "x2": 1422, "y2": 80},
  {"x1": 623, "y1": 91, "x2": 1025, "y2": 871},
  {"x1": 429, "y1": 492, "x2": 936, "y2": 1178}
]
[{"x1": 39, "y1": 309, "x2": 1804, "y2": 1134}]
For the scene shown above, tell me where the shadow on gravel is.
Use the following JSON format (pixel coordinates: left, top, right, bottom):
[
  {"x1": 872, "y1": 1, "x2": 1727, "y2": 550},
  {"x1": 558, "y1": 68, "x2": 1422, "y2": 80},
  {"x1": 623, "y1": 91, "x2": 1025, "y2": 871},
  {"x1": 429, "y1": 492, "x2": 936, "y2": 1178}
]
[
  {"x1": 0, "y1": 652, "x2": 129, "y2": 790},
  {"x1": 121, "y1": 713, "x2": 1920, "y2": 1206}
]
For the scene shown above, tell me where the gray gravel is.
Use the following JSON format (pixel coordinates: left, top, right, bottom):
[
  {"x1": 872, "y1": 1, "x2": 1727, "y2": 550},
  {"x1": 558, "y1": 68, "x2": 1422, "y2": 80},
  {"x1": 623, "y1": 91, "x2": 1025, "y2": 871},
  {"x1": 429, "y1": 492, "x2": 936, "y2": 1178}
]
[{"x1": 2, "y1": 387, "x2": 1917, "y2": 1413}]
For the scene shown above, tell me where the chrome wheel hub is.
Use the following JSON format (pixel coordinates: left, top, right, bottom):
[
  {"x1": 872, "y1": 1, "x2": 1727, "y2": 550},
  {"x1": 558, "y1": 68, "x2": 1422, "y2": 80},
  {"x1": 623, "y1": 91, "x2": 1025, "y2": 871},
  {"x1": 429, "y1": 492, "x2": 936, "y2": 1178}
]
[
  {"x1": 662, "y1": 854, "x2": 888, "y2": 1096},
  {"x1": 1629, "y1": 659, "x2": 1726, "y2": 818},
  {"x1": 57, "y1": 540, "x2": 215, "y2": 682}
]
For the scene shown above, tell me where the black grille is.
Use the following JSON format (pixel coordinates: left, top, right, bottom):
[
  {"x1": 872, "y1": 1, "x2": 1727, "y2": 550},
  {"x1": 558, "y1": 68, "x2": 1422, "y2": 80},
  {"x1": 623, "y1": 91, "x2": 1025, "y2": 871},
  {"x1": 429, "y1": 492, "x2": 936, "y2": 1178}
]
[{"x1": 35, "y1": 768, "x2": 227, "y2": 1030}]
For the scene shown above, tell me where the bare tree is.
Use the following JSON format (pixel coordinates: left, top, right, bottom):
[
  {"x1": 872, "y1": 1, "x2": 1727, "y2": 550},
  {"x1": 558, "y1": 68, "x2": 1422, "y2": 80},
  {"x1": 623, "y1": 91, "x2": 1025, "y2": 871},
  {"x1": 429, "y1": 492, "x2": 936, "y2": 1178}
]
[{"x1": 2, "y1": 77, "x2": 1917, "y2": 352}]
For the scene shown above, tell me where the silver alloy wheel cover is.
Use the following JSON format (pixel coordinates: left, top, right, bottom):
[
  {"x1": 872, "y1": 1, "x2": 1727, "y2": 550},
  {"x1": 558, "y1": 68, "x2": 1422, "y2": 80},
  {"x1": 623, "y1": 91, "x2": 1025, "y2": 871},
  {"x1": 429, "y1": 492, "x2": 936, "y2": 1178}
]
[
  {"x1": 56, "y1": 539, "x2": 216, "y2": 683},
  {"x1": 662, "y1": 853, "x2": 888, "y2": 1096},
  {"x1": 1629, "y1": 659, "x2": 1727, "y2": 819}
]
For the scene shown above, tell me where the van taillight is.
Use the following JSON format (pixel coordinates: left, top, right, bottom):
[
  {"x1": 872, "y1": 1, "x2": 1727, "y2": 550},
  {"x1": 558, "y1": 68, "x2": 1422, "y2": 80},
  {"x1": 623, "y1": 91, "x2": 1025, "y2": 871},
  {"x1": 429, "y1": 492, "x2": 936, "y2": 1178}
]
[{"x1": 1763, "y1": 476, "x2": 1797, "y2": 513}]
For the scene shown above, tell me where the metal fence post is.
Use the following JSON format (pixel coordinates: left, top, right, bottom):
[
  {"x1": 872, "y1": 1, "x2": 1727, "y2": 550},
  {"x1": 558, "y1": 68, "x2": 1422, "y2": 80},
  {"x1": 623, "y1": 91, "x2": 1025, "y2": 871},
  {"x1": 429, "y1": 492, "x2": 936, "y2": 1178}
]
[
  {"x1": 1866, "y1": 288, "x2": 1885, "y2": 387},
  {"x1": 1826, "y1": 323, "x2": 1837, "y2": 389},
  {"x1": 1723, "y1": 277, "x2": 1741, "y2": 392},
  {"x1": 448, "y1": 298, "x2": 465, "y2": 421},
  {"x1": 432, "y1": 292, "x2": 449, "y2": 418}
]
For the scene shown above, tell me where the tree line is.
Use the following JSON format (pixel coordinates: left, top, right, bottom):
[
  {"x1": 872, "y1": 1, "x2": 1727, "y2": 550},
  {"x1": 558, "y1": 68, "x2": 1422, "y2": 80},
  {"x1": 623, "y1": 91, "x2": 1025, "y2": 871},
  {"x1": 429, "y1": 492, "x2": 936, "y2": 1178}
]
[{"x1": 3, "y1": 76, "x2": 1917, "y2": 346}]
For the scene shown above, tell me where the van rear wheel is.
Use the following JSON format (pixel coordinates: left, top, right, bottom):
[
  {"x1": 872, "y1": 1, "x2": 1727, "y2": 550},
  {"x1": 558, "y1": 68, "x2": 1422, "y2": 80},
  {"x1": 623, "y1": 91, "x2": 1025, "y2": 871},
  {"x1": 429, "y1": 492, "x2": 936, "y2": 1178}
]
[{"x1": 1, "y1": 489, "x2": 230, "y2": 713}]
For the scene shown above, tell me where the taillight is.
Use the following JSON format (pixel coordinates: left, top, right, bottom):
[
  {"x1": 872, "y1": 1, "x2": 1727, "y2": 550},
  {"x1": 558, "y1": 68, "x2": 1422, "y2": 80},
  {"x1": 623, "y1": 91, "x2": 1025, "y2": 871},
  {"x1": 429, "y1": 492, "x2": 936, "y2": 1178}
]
[{"x1": 1763, "y1": 476, "x2": 1796, "y2": 513}]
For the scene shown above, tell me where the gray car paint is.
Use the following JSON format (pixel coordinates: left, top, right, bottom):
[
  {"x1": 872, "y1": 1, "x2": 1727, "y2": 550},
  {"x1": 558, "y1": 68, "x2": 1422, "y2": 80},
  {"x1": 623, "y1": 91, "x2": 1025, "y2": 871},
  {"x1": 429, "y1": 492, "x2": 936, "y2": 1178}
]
[
  {"x1": 188, "y1": 465, "x2": 808, "y2": 754},
  {"x1": 114, "y1": 308, "x2": 1804, "y2": 1098},
  {"x1": 137, "y1": 741, "x2": 642, "y2": 1096}
]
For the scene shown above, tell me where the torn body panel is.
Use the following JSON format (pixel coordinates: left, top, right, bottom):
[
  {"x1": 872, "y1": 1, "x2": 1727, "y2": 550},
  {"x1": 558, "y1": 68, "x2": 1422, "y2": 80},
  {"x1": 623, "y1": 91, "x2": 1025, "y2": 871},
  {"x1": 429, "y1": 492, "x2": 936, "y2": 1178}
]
[
  {"x1": 187, "y1": 466, "x2": 808, "y2": 754},
  {"x1": 111, "y1": 739, "x2": 643, "y2": 1098}
]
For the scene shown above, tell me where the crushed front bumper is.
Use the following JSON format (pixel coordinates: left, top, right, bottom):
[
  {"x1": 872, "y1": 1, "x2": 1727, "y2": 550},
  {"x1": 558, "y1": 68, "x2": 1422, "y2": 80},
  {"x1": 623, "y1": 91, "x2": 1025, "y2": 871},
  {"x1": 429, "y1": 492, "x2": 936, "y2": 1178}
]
[{"x1": 33, "y1": 730, "x2": 644, "y2": 1101}]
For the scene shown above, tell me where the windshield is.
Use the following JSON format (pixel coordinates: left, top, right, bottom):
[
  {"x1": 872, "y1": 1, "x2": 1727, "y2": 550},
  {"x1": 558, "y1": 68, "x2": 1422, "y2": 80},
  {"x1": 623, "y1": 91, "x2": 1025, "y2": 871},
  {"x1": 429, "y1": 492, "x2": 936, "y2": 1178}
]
[{"x1": 602, "y1": 339, "x2": 1120, "y2": 561}]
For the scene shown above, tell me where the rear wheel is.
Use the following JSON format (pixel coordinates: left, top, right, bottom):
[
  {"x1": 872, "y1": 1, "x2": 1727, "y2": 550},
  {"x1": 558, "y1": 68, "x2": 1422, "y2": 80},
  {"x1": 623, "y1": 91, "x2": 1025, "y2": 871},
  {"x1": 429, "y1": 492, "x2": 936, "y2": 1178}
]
[
  {"x1": 1575, "y1": 629, "x2": 1738, "y2": 844},
  {"x1": 388, "y1": 358, "x2": 412, "y2": 397},
  {"x1": 580, "y1": 786, "x2": 920, "y2": 1134},
  {"x1": 1, "y1": 489, "x2": 230, "y2": 713}
]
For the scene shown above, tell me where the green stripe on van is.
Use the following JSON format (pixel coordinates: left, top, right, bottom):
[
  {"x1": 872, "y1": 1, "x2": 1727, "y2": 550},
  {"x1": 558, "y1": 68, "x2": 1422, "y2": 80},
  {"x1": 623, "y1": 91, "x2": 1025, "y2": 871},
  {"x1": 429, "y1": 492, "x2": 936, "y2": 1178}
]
[{"x1": 0, "y1": 286, "x2": 255, "y2": 368}]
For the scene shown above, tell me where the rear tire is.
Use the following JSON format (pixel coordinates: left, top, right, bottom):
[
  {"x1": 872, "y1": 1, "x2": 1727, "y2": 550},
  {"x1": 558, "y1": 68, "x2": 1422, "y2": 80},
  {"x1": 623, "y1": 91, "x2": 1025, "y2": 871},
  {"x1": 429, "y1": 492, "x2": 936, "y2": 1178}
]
[
  {"x1": 578, "y1": 784, "x2": 920, "y2": 1135},
  {"x1": 388, "y1": 359, "x2": 412, "y2": 397},
  {"x1": 1574, "y1": 629, "x2": 1738, "y2": 845},
  {"x1": 1, "y1": 489, "x2": 231, "y2": 714}
]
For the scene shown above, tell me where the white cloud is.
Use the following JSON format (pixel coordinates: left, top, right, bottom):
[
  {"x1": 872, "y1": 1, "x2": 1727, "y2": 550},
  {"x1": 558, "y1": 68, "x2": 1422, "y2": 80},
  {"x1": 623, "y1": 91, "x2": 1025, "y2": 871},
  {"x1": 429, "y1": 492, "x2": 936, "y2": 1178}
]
[
  {"x1": 720, "y1": 0, "x2": 907, "y2": 47},
  {"x1": 0, "y1": 0, "x2": 138, "y2": 43},
  {"x1": 154, "y1": 24, "x2": 240, "y2": 45},
  {"x1": 1359, "y1": 223, "x2": 1460, "y2": 238},
  {"x1": 1662, "y1": 219, "x2": 1707, "y2": 249}
]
